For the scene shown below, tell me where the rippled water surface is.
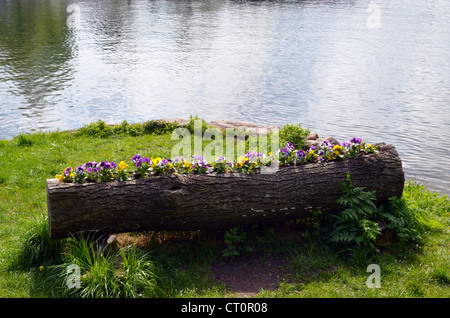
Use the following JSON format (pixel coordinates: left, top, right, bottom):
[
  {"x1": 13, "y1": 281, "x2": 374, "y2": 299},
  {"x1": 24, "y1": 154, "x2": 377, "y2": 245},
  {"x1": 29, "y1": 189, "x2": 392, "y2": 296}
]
[{"x1": 1, "y1": 0, "x2": 449, "y2": 194}]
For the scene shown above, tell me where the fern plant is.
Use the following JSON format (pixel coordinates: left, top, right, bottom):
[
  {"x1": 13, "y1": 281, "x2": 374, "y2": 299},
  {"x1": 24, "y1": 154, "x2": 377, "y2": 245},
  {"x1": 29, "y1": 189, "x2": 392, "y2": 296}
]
[
  {"x1": 222, "y1": 226, "x2": 252, "y2": 258},
  {"x1": 326, "y1": 173, "x2": 381, "y2": 252},
  {"x1": 308, "y1": 176, "x2": 445, "y2": 256}
]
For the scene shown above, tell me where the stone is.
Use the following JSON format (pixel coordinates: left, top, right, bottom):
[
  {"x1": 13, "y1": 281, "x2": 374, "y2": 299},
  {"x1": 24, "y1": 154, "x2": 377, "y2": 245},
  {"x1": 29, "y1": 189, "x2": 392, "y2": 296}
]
[
  {"x1": 209, "y1": 122, "x2": 235, "y2": 129},
  {"x1": 323, "y1": 136, "x2": 340, "y2": 146},
  {"x1": 208, "y1": 119, "x2": 280, "y2": 135},
  {"x1": 260, "y1": 125, "x2": 280, "y2": 132},
  {"x1": 306, "y1": 140, "x2": 320, "y2": 148},
  {"x1": 234, "y1": 121, "x2": 260, "y2": 128},
  {"x1": 307, "y1": 133, "x2": 319, "y2": 140},
  {"x1": 158, "y1": 117, "x2": 189, "y2": 125}
]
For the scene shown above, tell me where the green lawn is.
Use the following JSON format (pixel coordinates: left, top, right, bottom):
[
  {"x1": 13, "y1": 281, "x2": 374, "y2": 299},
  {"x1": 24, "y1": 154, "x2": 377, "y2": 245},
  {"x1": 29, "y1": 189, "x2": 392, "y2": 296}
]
[{"x1": 0, "y1": 123, "x2": 448, "y2": 298}]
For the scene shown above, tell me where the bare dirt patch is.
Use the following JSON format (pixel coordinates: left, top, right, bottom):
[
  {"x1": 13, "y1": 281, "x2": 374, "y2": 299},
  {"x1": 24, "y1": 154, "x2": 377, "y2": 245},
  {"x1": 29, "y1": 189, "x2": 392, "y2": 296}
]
[{"x1": 208, "y1": 252, "x2": 294, "y2": 297}]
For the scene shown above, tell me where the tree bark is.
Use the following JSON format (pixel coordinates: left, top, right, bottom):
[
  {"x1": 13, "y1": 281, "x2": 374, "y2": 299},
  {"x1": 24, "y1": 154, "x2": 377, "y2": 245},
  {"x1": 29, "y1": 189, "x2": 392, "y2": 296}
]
[{"x1": 47, "y1": 143, "x2": 404, "y2": 239}]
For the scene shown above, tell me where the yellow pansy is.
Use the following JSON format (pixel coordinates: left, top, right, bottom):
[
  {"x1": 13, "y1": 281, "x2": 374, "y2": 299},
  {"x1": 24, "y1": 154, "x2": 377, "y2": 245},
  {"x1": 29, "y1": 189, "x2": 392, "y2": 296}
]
[
  {"x1": 151, "y1": 157, "x2": 161, "y2": 165},
  {"x1": 117, "y1": 161, "x2": 128, "y2": 172},
  {"x1": 333, "y1": 145, "x2": 343, "y2": 152},
  {"x1": 238, "y1": 155, "x2": 248, "y2": 163},
  {"x1": 183, "y1": 161, "x2": 192, "y2": 169}
]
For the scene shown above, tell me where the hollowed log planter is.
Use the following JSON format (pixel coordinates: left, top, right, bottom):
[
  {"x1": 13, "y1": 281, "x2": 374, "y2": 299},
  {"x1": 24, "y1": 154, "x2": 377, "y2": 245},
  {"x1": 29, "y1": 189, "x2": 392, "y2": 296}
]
[{"x1": 47, "y1": 143, "x2": 404, "y2": 239}]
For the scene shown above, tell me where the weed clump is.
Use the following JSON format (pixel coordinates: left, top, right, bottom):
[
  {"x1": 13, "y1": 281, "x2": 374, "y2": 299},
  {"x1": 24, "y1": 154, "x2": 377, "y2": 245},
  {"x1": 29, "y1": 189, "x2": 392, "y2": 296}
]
[{"x1": 76, "y1": 119, "x2": 180, "y2": 138}]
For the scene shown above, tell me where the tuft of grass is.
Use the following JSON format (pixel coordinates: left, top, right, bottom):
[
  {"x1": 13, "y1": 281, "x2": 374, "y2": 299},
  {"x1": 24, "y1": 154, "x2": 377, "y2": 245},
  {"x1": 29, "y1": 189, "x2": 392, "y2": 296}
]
[
  {"x1": 15, "y1": 133, "x2": 34, "y2": 147},
  {"x1": 75, "y1": 119, "x2": 180, "y2": 138},
  {"x1": 8, "y1": 216, "x2": 65, "y2": 271},
  {"x1": 185, "y1": 115, "x2": 210, "y2": 135}
]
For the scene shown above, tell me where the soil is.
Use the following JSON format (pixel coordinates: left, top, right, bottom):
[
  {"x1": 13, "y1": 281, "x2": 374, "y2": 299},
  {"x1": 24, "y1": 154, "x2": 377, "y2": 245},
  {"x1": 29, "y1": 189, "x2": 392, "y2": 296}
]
[{"x1": 208, "y1": 252, "x2": 294, "y2": 297}]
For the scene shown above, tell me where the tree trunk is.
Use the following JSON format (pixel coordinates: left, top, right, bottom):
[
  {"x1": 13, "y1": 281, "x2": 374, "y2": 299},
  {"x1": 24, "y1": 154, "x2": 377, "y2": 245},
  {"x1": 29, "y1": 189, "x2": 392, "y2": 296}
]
[{"x1": 47, "y1": 143, "x2": 404, "y2": 239}]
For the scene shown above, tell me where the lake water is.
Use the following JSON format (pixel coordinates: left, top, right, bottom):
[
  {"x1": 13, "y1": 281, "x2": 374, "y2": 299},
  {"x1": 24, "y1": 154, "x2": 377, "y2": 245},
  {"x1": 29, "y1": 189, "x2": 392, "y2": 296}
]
[{"x1": 1, "y1": 0, "x2": 449, "y2": 195}]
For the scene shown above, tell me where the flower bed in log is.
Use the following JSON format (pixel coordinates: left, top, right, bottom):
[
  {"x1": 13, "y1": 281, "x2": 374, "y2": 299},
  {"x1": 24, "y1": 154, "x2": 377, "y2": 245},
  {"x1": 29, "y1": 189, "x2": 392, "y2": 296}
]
[
  {"x1": 55, "y1": 138, "x2": 377, "y2": 183},
  {"x1": 47, "y1": 138, "x2": 404, "y2": 239}
]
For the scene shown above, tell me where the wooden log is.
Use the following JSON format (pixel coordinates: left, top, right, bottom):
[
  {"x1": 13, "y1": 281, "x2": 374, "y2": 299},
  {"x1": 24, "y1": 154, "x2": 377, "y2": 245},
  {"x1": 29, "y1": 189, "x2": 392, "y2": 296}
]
[{"x1": 46, "y1": 143, "x2": 404, "y2": 239}]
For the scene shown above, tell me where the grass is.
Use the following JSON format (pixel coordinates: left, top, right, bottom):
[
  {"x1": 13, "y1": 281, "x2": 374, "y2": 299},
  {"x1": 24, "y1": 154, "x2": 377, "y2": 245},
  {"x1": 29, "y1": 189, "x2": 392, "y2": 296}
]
[{"x1": 0, "y1": 122, "x2": 449, "y2": 299}]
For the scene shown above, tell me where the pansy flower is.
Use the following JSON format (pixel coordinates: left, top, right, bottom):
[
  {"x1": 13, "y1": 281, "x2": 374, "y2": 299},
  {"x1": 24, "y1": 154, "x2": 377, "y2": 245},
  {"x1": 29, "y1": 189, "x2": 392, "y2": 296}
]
[
  {"x1": 55, "y1": 166, "x2": 74, "y2": 183},
  {"x1": 295, "y1": 150, "x2": 306, "y2": 164},
  {"x1": 306, "y1": 148, "x2": 318, "y2": 162},
  {"x1": 213, "y1": 156, "x2": 231, "y2": 174},
  {"x1": 64, "y1": 167, "x2": 72, "y2": 177},
  {"x1": 117, "y1": 161, "x2": 128, "y2": 172},
  {"x1": 192, "y1": 155, "x2": 209, "y2": 174},
  {"x1": 152, "y1": 158, "x2": 173, "y2": 175},
  {"x1": 279, "y1": 147, "x2": 290, "y2": 158},
  {"x1": 346, "y1": 138, "x2": 366, "y2": 157},
  {"x1": 350, "y1": 137, "x2": 362, "y2": 144},
  {"x1": 132, "y1": 154, "x2": 152, "y2": 177},
  {"x1": 171, "y1": 157, "x2": 192, "y2": 174},
  {"x1": 132, "y1": 154, "x2": 142, "y2": 165},
  {"x1": 73, "y1": 165, "x2": 87, "y2": 184},
  {"x1": 116, "y1": 161, "x2": 129, "y2": 181},
  {"x1": 286, "y1": 142, "x2": 294, "y2": 151},
  {"x1": 362, "y1": 143, "x2": 377, "y2": 154},
  {"x1": 85, "y1": 161, "x2": 97, "y2": 169},
  {"x1": 98, "y1": 161, "x2": 116, "y2": 182}
]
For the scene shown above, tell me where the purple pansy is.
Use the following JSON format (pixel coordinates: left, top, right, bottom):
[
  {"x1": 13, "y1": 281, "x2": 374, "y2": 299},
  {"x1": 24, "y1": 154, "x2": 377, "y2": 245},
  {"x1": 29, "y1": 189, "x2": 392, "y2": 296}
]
[
  {"x1": 286, "y1": 142, "x2": 294, "y2": 151},
  {"x1": 63, "y1": 167, "x2": 72, "y2": 177},
  {"x1": 75, "y1": 166, "x2": 84, "y2": 175},
  {"x1": 296, "y1": 150, "x2": 305, "y2": 160},
  {"x1": 215, "y1": 156, "x2": 225, "y2": 163},
  {"x1": 99, "y1": 161, "x2": 110, "y2": 169},
  {"x1": 280, "y1": 147, "x2": 290, "y2": 157},
  {"x1": 132, "y1": 154, "x2": 142, "y2": 164},
  {"x1": 158, "y1": 158, "x2": 169, "y2": 168}
]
